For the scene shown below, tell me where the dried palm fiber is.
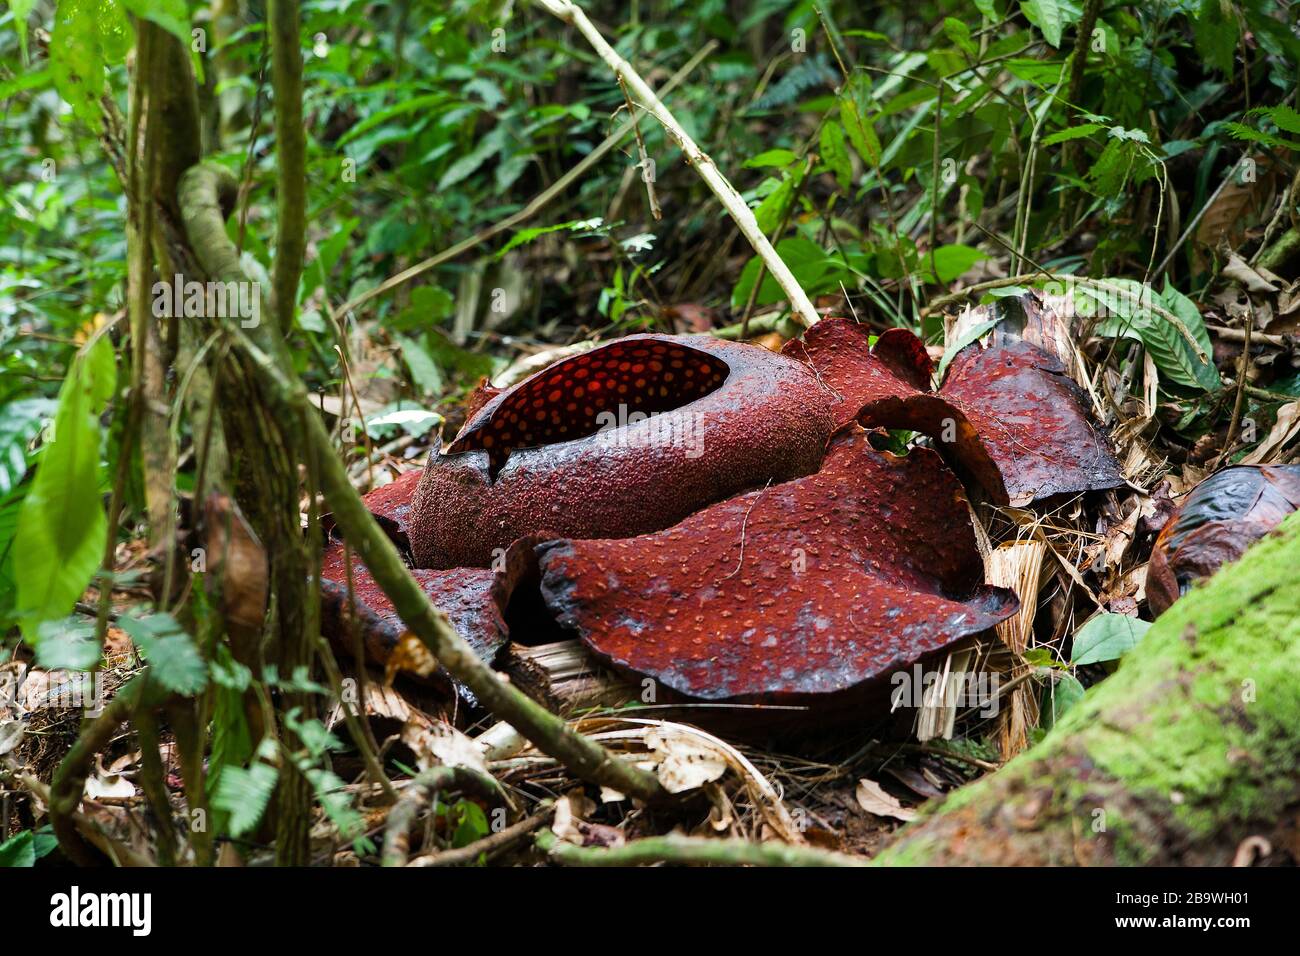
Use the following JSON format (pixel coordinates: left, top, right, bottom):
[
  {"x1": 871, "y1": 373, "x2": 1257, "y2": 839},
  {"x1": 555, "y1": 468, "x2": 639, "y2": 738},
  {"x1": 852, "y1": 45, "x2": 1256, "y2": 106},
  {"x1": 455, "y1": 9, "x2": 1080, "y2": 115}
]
[{"x1": 987, "y1": 535, "x2": 1047, "y2": 758}]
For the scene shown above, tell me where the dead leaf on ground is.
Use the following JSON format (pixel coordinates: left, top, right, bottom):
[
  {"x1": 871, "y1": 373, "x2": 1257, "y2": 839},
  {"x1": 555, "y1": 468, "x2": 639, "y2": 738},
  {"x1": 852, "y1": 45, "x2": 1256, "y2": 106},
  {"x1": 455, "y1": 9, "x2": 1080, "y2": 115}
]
[{"x1": 855, "y1": 778, "x2": 917, "y2": 822}]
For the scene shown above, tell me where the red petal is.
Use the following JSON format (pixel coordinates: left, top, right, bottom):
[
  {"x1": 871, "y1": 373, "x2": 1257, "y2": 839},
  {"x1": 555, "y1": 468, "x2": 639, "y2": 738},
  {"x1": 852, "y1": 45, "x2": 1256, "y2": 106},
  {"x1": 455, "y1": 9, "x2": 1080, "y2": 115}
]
[
  {"x1": 784, "y1": 310, "x2": 1123, "y2": 506},
  {"x1": 934, "y1": 339, "x2": 1124, "y2": 505},
  {"x1": 319, "y1": 477, "x2": 535, "y2": 701},
  {"x1": 1148, "y1": 464, "x2": 1300, "y2": 615},
  {"x1": 537, "y1": 427, "x2": 1018, "y2": 702}
]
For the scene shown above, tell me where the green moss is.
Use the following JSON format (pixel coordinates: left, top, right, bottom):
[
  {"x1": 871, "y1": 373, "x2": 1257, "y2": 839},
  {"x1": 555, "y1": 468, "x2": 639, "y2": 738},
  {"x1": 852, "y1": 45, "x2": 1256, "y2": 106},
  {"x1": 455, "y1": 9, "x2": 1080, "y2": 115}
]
[{"x1": 876, "y1": 514, "x2": 1300, "y2": 865}]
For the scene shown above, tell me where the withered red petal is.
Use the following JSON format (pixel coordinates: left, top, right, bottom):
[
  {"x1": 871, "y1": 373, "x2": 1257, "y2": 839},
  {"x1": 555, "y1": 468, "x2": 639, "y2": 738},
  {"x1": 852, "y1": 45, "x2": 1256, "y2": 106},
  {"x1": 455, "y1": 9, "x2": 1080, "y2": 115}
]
[
  {"x1": 1148, "y1": 464, "x2": 1300, "y2": 615},
  {"x1": 784, "y1": 312, "x2": 1123, "y2": 506}
]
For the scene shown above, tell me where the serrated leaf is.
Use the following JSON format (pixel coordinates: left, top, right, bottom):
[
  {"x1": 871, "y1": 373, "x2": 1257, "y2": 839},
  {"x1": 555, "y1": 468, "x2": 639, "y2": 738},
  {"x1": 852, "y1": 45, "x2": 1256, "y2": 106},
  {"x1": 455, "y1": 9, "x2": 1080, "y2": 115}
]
[
  {"x1": 1072, "y1": 613, "x2": 1150, "y2": 665},
  {"x1": 1259, "y1": 104, "x2": 1300, "y2": 135},
  {"x1": 212, "y1": 761, "x2": 279, "y2": 837},
  {"x1": 118, "y1": 612, "x2": 208, "y2": 696}
]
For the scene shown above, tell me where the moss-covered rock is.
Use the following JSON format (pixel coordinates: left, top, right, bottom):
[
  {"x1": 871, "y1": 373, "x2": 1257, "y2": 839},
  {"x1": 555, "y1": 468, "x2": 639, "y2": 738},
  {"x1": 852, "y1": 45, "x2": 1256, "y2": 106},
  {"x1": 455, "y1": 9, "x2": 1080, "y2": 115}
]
[{"x1": 875, "y1": 513, "x2": 1300, "y2": 866}]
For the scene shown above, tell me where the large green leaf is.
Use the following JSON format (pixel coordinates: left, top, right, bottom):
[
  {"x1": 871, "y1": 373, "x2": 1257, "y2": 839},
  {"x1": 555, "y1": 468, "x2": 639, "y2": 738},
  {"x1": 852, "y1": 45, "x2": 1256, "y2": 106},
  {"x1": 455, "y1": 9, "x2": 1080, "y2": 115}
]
[
  {"x1": 15, "y1": 336, "x2": 115, "y2": 641},
  {"x1": 1079, "y1": 279, "x2": 1219, "y2": 392},
  {"x1": 839, "y1": 93, "x2": 881, "y2": 168},
  {"x1": 731, "y1": 237, "x2": 838, "y2": 310},
  {"x1": 1071, "y1": 613, "x2": 1151, "y2": 665},
  {"x1": 819, "y1": 122, "x2": 852, "y2": 192}
]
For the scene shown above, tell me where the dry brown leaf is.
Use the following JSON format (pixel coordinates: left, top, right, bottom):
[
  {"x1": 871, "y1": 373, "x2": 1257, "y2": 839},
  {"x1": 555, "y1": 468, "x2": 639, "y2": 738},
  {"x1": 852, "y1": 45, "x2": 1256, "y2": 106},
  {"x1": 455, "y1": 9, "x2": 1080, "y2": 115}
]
[
  {"x1": 645, "y1": 727, "x2": 729, "y2": 794},
  {"x1": 1242, "y1": 401, "x2": 1300, "y2": 465},
  {"x1": 399, "y1": 716, "x2": 489, "y2": 775},
  {"x1": 383, "y1": 632, "x2": 439, "y2": 683},
  {"x1": 855, "y1": 778, "x2": 917, "y2": 822}
]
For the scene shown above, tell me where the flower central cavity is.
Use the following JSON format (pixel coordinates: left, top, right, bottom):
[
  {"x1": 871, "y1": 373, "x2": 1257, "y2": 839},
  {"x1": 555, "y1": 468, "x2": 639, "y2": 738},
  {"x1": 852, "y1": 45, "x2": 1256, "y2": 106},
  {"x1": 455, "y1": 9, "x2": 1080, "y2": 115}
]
[{"x1": 448, "y1": 339, "x2": 729, "y2": 471}]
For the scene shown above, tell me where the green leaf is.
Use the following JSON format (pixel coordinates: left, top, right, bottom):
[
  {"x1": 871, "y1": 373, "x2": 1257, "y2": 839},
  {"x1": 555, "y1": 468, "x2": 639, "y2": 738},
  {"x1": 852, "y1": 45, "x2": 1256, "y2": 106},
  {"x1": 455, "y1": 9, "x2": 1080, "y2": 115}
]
[
  {"x1": 839, "y1": 95, "x2": 881, "y2": 167},
  {"x1": 362, "y1": 405, "x2": 442, "y2": 440},
  {"x1": 0, "y1": 828, "x2": 56, "y2": 867},
  {"x1": 743, "y1": 149, "x2": 798, "y2": 169},
  {"x1": 1042, "y1": 123, "x2": 1104, "y2": 146},
  {"x1": 1071, "y1": 613, "x2": 1151, "y2": 665},
  {"x1": 1260, "y1": 104, "x2": 1300, "y2": 136},
  {"x1": 1040, "y1": 672, "x2": 1085, "y2": 730},
  {"x1": 212, "y1": 759, "x2": 279, "y2": 838},
  {"x1": 16, "y1": 337, "x2": 115, "y2": 641},
  {"x1": 450, "y1": 799, "x2": 490, "y2": 848},
  {"x1": 731, "y1": 237, "x2": 834, "y2": 311},
  {"x1": 753, "y1": 173, "x2": 796, "y2": 234},
  {"x1": 304, "y1": 765, "x2": 365, "y2": 841},
  {"x1": 498, "y1": 218, "x2": 603, "y2": 257},
  {"x1": 49, "y1": 0, "x2": 132, "y2": 132},
  {"x1": 928, "y1": 244, "x2": 988, "y2": 284},
  {"x1": 1081, "y1": 279, "x2": 1218, "y2": 391},
  {"x1": 120, "y1": 0, "x2": 190, "y2": 49},
  {"x1": 7, "y1": 0, "x2": 38, "y2": 60},
  {"x1": 0, "y1": 399, "x2": 56, "y2": 498},
  {"x1": 1020, "y1": 0, "x2": 1078, "y2": 48},
  {"x1": 398, "y1": 337, "x2": 444, "y2": 397},
  {"x1": 34, "y1": 617, "x2": 102, "y2": 671},
  {"x1": 1194, "y1": 0, "x2": 1239, "y2": 75},
  {"x1": 943, "y1": 18, "x2": 978, "y2": 57},
  {"x1": 819, "y1": 122, "x2": 852, "y2": 192},
  {"x1": 117, "y1": 611, "x2": 208, "y2": 696},
  {"x1": 938, "y1": 317, "x2": 998, "y2": 379}
]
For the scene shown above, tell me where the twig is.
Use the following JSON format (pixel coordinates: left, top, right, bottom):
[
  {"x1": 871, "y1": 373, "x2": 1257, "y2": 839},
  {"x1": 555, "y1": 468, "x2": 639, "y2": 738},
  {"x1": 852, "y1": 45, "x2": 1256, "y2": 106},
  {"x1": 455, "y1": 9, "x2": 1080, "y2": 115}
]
[
  {"x1": 408, "y1": 807, "x2": 554, "y2": 867},
  {"x1": 1210, "y1": 324, "x2": 1288, "y2": 347},
  {"x1": 616, "y1": 76, "x2": 661, "y2": 221},
  {"x1": 381, "y1": 766, "x2": 509, "y2": 867},
  {"x1": 529, "y1": 0, "x2": 820, "y2": 327},
  {"x1": 1217, "y1": 309, "x2": 1254, "y2": 468},
  {"x1": 535, "y1": 830, "x2": 867, "y2": 867}
]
